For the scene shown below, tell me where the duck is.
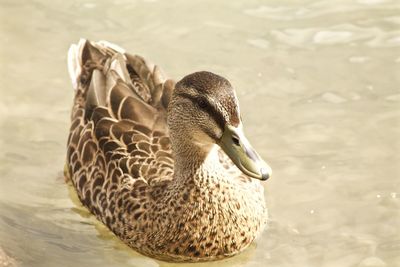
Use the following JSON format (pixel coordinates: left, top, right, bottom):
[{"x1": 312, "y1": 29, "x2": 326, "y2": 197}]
[{"x1": 65, "y1": 39, "x2": 272, "y2": 262}]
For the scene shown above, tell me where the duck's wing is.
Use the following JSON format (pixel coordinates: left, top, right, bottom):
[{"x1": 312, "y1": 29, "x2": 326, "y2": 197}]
[
  {"x1": 68, "y1": 39, "x2": 174, "y2": 126},
  {"x1": 66, "y1": 40, "x2": 175, "y2": 220}
]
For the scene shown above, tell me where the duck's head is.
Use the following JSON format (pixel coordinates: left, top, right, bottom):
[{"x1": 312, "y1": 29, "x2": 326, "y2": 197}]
[{"x1": 168, "y1": 71, "x2": 271, "y2": 181}]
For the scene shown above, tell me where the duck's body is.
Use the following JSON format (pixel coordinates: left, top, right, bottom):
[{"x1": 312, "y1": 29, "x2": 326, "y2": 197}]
[{"x1": 66, "y1": 39, "x2": 270, "y2": 262}]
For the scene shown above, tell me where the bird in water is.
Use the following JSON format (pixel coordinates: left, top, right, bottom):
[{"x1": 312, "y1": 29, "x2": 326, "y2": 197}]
[{"x1": 65, "y1": 39, "x2": 271, "y2": 262}]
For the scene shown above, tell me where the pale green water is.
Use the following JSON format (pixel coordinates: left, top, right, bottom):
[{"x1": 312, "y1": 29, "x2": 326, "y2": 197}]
[{"x1": 1, "y1": 0, "x2": 400, "y2": 266}]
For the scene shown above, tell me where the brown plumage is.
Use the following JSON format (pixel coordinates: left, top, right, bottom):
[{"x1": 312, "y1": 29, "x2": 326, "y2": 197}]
[{"x1": 65, "y1": 39, "x2": 268, "y2": 262}]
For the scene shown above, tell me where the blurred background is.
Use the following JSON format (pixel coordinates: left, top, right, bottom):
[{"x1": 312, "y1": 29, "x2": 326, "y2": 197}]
[{"x1": 0, "y1": 0, "x2": 399, "y2": 266}]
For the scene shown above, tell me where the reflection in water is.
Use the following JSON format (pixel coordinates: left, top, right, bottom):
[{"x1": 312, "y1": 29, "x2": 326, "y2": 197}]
[{"x1": 0, "y1": 0, "x2": 399, "y2": 266}]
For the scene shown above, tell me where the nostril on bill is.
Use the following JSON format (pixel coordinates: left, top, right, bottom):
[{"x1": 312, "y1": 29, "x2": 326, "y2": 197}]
[{"x1": 232, "y1": 136, "x2": 240, "y2": 146}]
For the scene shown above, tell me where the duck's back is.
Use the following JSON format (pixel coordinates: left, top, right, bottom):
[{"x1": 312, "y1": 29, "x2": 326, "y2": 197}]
[{"x1": 66, "y1": 39, "x2": 176, "y2": 236}]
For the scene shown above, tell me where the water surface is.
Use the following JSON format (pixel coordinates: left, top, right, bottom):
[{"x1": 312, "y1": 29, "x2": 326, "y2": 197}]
[{"x1": 0, "y1": 0, "x2": 399, "y2": 266}]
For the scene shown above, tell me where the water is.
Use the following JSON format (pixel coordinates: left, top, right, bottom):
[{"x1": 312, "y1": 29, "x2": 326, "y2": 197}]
[{"x1": 0, "y1": 0, "x2": 399, "y2": 266}]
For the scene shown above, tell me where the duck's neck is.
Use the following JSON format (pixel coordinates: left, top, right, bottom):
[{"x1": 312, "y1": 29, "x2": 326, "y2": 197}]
[{"x1": 172, "y1": 141, "x2": 226, "y2": 186}]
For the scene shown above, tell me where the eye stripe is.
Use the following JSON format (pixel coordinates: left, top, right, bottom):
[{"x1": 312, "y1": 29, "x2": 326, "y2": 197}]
[{"x1": 176, "y1": 93, "x2": 225, "y2": 130}]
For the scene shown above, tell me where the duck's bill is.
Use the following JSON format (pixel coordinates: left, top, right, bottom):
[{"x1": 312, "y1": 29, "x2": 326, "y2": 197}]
[{"x1": 218, "y1": 125, "x2": 271, "y2": 180}]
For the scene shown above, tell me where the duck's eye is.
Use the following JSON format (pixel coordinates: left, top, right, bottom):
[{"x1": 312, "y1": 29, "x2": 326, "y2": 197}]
[
  {"x1": 198, "y1": 99, "x2": 208, "y2": 109},
  {"x1": 232, "y1": 136, "x2": 240, "y2": 146}
]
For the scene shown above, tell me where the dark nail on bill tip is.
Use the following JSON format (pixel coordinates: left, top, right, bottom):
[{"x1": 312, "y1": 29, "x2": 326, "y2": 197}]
[{"x1": 260, "y1": 168, "x2": 269, "y2": 180}]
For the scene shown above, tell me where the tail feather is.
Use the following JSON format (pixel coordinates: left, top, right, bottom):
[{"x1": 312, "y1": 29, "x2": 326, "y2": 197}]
[
  {"x1": 67, "y1": 39, "x2": 175, "y2": 113},
  {"x1": 98, "y1": 40, "x2": 126, "y2": 54},
  {"x1": 67, "y1": 44, "x2": 79, "y2": 90},
  {"x1": 68, "y1": 39, "x2": 175, "y2": 134}
]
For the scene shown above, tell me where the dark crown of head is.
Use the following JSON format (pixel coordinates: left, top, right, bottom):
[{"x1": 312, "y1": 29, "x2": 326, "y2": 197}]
[
  {"x1": 176, "y1": 71, "x2": 240, "y2": 127},
  {"x1": 176, "y1": 71, "x2": 232, "y2": 95}
]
